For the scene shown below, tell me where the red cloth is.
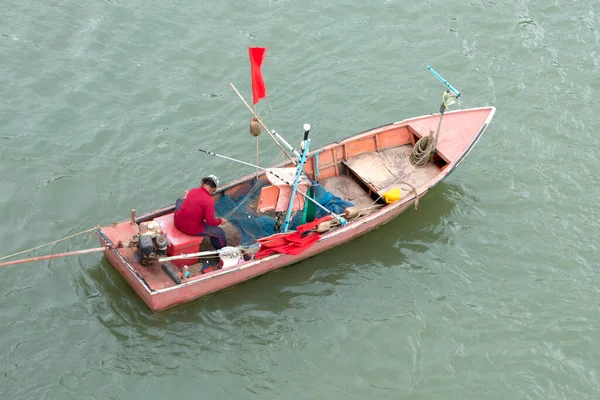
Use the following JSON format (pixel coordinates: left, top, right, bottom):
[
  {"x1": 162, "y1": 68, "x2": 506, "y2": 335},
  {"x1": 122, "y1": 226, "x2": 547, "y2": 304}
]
[
  {"x1": 254, "y1": 216, "x2": 333, "y2": 259},
  {"x1": 174, "y1": 187, "x2": 222, "y2": 235},
  {"x1": 249, "y1": 47, "x2": 267, "y2": 105}
]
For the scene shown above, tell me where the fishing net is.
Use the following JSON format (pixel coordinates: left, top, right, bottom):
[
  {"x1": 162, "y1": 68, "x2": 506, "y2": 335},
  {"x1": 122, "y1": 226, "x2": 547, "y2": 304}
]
[{"x1": 214, "y1": 178, "x2": 354, "y2": 246}]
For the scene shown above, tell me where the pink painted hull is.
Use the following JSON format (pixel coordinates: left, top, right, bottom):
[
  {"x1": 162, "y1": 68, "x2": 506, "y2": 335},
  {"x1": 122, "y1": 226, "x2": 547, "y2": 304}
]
[{"x1": 97, "y1": 107, "x2": 496, "y2": 311}]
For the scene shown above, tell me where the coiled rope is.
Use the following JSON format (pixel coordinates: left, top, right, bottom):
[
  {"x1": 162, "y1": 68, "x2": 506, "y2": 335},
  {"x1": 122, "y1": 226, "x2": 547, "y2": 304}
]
[{"x1": 409, "y1": 135, "x2": 435, "y2": 168}]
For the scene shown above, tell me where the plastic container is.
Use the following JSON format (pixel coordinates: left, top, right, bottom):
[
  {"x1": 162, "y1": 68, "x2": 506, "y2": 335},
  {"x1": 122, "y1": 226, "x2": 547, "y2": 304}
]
[{"x1": 383, "y1": 188, "x2": 402, "y2": 204}]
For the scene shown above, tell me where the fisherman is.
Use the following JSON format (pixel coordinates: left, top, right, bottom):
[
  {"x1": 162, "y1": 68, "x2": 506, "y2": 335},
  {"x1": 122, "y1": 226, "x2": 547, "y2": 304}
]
[{"x1": 174, "y1": 174, "x2": 228, "y2": 250}]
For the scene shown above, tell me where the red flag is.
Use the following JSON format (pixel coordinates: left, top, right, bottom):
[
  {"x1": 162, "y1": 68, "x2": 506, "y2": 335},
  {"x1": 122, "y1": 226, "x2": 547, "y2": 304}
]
[{"x1": 249, "y1": 47, "x2": 267, "y2": 105}]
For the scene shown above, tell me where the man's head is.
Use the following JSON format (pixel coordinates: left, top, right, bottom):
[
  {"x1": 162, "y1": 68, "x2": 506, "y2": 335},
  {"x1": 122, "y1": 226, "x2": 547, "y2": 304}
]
[{"x1": 201, "y1": 174, "x2": 219, "y2": 193}]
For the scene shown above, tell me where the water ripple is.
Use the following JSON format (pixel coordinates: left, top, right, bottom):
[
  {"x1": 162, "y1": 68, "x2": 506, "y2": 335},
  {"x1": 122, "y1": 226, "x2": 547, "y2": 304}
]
[{"x1": 2, "y1": 0, "x2": 600, "y2": 398}]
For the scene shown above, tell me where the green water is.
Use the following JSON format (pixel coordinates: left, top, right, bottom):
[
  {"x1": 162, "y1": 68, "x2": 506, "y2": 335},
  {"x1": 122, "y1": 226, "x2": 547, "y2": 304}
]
[{"x1": 1, "y1": 0, "x2": 600, "y2": 398}]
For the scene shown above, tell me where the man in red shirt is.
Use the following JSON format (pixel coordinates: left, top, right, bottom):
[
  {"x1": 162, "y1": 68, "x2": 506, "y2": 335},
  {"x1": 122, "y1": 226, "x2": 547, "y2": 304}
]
[{"x1": 174, "y1": 175, "x2": 228, "y2": 249}]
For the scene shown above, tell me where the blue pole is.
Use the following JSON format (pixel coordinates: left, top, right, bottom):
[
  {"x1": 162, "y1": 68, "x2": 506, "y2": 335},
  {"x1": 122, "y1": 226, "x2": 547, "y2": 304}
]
[
  {"x1": 282, "y1": 136, "x2": 311, "y2": 233},
  {"x1": 427, "y1": 66, "x2": 461, "y2": 98}
]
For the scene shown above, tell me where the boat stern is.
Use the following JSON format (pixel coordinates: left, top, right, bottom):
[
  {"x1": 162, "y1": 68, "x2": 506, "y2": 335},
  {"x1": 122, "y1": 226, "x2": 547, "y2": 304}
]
[{"x1": 96, "y1": 221, "x2": 157, "y2": 310}]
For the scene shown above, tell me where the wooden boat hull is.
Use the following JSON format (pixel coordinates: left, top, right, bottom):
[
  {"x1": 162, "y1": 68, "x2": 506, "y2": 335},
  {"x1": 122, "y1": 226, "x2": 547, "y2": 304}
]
[{"x1": 97, "y1": 106, "x2": 496, "y2": 311}]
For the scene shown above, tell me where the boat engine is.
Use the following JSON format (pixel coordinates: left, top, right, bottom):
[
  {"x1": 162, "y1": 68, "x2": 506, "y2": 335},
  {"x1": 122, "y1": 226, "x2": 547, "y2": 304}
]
[{"x1": 137, "y1": 221, "x2": 168, "y2": 266}]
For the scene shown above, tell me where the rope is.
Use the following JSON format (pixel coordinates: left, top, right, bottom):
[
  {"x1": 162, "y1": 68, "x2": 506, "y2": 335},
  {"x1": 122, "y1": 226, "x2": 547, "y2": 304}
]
[
  {"x1": 0, "y1": 226, "x2": 101, "y2": 261},
  {"x1": 400, "y1": 181, "x2": 420, "y2": 211},
  {"x1": 352, "y1": 179, "x2": 420, "y2": 217},
  {"x1": 409, "y1": 135, "x2": 435, "y2": 168}
]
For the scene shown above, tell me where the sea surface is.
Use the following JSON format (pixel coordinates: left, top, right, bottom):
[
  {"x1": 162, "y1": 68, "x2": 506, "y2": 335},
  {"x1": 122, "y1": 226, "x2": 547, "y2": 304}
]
[{"x1": 1, "y1": 0, "x2": 599, "y2": 398}]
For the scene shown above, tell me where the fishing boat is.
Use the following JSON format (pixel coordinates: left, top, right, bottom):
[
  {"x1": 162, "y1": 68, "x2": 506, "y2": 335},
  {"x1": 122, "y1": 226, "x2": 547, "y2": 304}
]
[
  {"x1": 96, "y1": 99, "x2": 495, "y2": 311},
  {"x1": 0, "y1": 50, "x2": 496, "y2": 311}
]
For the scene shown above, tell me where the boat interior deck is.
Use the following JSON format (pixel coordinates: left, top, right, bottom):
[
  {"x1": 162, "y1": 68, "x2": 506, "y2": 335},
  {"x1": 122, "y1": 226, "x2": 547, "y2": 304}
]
[
  {"x1": 319, "y1": 175, "x2": 374, "y2": 210},
  {"x1": 340, "y1": 145, "x2": 439, "y2": 199}
]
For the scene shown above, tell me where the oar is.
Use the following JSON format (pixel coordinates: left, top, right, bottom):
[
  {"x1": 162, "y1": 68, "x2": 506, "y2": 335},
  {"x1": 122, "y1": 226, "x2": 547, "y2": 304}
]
[
  {"x1": 0, "y1": 246, "x2": 112, "y2": 268},
  {"x1": 198, "y1": 148, "x2": 347, "y2": 226},
  {"x1": 158, "y1": 243, "x2": 261, "y2": 263},
  {"x1": 158, "y1": 249, "x2": 222, "y2": 262}
]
